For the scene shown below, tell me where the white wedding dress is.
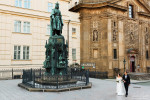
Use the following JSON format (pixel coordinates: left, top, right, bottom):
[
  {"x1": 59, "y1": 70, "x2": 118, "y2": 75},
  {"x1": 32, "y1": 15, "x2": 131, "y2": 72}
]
[{"x1": 116, "y1": 77, "x2": 125, "y2": 96}]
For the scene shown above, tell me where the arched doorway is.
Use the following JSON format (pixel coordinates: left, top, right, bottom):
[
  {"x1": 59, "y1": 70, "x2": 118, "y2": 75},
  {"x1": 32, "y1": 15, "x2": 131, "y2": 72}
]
[
  {"x1": 127, "y1": 48, "x2": 138, "y2": 72},
  {"x1": 130, "y1": 56, "x2": 135, "y2": 72}
]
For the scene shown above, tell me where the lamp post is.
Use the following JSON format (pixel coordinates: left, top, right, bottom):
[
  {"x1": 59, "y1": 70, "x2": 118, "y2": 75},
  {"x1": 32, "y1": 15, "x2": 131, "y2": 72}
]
[{"x1": 123, "y1": 58, "x2": 126, "y2": 72}]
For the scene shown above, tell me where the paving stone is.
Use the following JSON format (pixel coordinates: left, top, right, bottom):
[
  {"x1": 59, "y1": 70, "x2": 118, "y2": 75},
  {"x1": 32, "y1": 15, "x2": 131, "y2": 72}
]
[{"x1": 0, "y1": 78, "x2": 150, "y2": 100}]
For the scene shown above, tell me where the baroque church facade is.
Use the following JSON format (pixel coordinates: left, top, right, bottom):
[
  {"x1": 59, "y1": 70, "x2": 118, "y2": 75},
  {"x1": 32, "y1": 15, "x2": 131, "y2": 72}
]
[{"x1": 69, "y1": 0, "x2": 150, "y2": 77}]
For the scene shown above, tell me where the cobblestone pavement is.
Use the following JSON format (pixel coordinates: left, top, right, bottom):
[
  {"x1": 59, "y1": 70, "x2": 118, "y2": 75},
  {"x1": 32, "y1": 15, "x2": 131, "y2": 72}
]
[{"x1": 0, "y1": 78, "x2": 150, "y2": 100}]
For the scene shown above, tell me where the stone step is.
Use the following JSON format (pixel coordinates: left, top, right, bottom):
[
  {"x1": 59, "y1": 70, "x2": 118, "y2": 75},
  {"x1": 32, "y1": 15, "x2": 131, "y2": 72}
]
[{"x1": 128, "y1": 73, "x2": 150, "y2": 80}]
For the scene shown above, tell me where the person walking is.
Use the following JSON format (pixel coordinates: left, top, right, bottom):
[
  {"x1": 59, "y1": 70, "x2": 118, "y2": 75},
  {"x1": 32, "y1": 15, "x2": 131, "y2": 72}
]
[{"x1": 122, "y1": 71, "x2": 131, "y2": 97}]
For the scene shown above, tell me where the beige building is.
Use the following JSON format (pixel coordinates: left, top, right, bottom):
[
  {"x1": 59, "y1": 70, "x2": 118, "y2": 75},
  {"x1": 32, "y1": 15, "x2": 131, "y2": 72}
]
[
  {"x1": 0, "y1": 0, "x2": 80, "y2": 69},
  {"x1": 70, "y1": 0, "x2": 150, "y2": 77}
]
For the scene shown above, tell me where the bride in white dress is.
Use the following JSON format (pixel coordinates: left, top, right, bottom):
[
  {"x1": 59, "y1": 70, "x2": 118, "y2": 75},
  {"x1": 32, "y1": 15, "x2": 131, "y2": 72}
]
[{"x1": 116, "y1": 73, "x2": 125, "y2": 96}]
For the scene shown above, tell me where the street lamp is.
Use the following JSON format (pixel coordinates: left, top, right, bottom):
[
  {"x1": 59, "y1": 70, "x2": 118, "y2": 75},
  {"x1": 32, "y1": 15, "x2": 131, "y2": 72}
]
[{"x1": 123, "y1": 58, "x2": 126, "y2": 72}]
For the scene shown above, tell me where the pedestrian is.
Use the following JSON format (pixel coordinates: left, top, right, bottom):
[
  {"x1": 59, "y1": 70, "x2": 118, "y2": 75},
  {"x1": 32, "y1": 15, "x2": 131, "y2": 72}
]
[{"x1": 122, "y1": 71, "x2": 131, "y2": 97}]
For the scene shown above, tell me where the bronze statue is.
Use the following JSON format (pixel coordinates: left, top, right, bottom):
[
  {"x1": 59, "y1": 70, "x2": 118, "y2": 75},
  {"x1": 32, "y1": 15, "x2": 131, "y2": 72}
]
[
  {"x1": 50, "y1": 2, "x2": 63, "y2": 36},
  {"x1": 43, "y1": 2, "x2": 68, "y2": 75}
]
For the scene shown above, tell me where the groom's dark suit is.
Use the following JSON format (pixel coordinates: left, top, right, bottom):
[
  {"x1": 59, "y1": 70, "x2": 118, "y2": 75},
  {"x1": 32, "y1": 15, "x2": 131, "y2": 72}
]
[{"x1": 122, "y1": 74, "x2": 130, "y2": 96}]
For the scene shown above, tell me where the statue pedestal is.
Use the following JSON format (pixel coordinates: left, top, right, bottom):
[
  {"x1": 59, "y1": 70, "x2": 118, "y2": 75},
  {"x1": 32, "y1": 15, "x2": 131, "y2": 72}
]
[{"x1": 43, "y1": 35, "x2": 68, "y2": 75}]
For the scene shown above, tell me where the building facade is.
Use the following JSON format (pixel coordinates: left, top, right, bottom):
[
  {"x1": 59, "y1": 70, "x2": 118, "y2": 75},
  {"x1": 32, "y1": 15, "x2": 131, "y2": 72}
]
[
  {"x1": 0, "y1": 0, "x2": 80, "y2": 69},
  {"x1": 69, "y1": 0, "x2": 150, "y2": 77}
]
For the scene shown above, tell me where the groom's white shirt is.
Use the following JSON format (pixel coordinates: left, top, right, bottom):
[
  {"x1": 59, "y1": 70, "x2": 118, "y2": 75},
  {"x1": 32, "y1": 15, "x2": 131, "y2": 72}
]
[{"x1": 125, "y1": 75, "x2": 127, "y2": 79}]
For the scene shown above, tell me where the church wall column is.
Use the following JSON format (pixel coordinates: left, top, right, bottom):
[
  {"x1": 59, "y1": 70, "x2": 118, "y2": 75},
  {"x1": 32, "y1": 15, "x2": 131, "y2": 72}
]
[
  {"x1": 143, "y1": 25, "x2": 147, "y2": 72},
  {"x1": 80, "y1": 17, "x2": 91, "y2": 63},
  {"x1": 107, "y1": 19, "x2": 113, "y2": 71},
  {"x1": 118, "y1": 20, "x2": 125, "y2": 71}
]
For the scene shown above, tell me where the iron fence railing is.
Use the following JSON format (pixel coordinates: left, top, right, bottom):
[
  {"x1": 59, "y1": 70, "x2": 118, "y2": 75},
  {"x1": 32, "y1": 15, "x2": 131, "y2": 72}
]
[
  {"x1": 22, "y1": 68, "x2": 89, "y2": 89},
  {"x1": 0, "y1": 67, "x2": 108, "y2": 80}
]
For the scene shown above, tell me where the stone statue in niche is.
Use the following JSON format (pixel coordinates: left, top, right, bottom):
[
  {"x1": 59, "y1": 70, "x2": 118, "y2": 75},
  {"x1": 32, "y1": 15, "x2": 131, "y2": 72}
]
[
  {"x1": 145, "y1": 34, "x2": 149, "y2": 44},
  {"x1": 113, "y1": 30, "x2": 117, "y2": 41},
  {"x1": 93, "y1": 30, "x2": 98, "y2": 41},
  {"x1": 130, "y1": 32, "x2": 134, "y2": 41}
]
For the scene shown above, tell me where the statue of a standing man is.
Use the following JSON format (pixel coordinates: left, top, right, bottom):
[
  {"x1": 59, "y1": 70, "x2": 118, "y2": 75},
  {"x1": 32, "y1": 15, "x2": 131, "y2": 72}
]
[{"x1": 50, "y1": 2, "x2": 63, "y2": 36}]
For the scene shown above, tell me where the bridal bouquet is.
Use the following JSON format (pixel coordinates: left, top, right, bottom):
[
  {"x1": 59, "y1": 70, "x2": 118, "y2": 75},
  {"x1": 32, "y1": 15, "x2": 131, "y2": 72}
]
[{"x1": 116, "y1": 80, "x2": 119, "y2": 83}]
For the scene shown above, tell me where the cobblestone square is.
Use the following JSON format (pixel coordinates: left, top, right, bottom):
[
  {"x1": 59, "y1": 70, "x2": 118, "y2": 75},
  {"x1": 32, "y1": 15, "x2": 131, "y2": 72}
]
[{"x1": 0, "y1": 78, "x2": 150, "y2": 100}]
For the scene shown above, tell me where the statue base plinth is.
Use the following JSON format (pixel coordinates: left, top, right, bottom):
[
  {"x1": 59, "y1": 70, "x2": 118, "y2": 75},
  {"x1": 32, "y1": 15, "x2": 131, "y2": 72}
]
[
  {"x1": 43, "y1": 34, "x2": 68, "y2": 75},
  {"x1": 35, "y1": 79, "x2": 77, "y2": 86}
]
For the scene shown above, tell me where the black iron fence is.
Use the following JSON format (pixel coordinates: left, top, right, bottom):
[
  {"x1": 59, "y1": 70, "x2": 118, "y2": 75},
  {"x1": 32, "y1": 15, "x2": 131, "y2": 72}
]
[
  {"x1": 22, "y1": 68, "x2": 89, "y2": 89},
  {"x1": 0, "y1": 68, "x2": 108, "y2": 80}
]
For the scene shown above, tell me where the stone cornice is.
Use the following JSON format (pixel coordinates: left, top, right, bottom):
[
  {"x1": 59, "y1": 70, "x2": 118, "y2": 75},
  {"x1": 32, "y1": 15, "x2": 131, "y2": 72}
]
[
  {"x1": 137, "y1": 0, "x2": 150, "y2": 13},
  {"x1": 138, "y1": 12, "x2": 150, "y2": 18},
  {"x1": 0, "y1": 8, "x2": 80, "y2": 24},
  {"x1": 109, "y1": 0, "x2": 122, "y2": 3},
  {"x1": 69, "y1": 2, "x2": 127, "y2": 12},
  {"x1": 0, "y1": 3, "x2": 80, "y2": 24}
]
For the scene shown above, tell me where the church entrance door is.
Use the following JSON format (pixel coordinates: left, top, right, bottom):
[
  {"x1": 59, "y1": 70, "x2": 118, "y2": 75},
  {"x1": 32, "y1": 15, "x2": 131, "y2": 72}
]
[{"x1": 130, "y1": 56, "x2": 135, "y2": 72}]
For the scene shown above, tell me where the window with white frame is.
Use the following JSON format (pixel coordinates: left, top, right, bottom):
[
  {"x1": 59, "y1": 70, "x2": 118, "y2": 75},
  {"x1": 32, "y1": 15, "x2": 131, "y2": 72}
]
[
  {"x1": 72, "y1": 48, "x2": 76, "y2": 61},
  {"x1": 48, "y1": 3, "x2": 53, "y2": 12},
  {"x1": 47, "y1": 24, "x2": 50, "y2": 35},
  {"x1": 15, "y1": 0, "x2": 22, "y2": 7},
  {"x1": 23, "y1": 22, "x2": 30, "y2": 33},
  {"x1": 24, "y1": 0, "x2": 30, "y2": 9},
  {"x1": 14, "y1": 46, "x2": 21, "y2": 60},
  {"x1": 72, "y1": 28, "x2": 76, "y2": 38},
  {"x1": 14, "y1": 21, "x2": 21, "y2": 32},
  {"x1": 23, "y1": 46, "x2": 30, "y2": 60}
]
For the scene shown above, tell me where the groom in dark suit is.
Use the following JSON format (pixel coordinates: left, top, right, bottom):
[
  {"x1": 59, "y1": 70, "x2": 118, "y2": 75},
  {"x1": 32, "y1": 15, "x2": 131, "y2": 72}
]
[{"x1": 122, "y1": 71, "x2": 130, "y2": 97}]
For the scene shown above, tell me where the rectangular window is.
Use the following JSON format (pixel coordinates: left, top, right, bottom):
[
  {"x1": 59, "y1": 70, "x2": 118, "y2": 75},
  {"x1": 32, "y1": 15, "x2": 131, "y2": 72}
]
[
  {"x1": 47, "y1": 24, "x2": 50, "y2": 35},
  {"x1": 129, "y1": 5, "x2": 133, "y2": 18},
  {"x1": 113, "y1": 49, "x2": 117, "y2": 59},
  {"x1": 93, "y1": 49, "x2": 98, "y2": 58},
  {"x1": 23, "y1": 46, "x2": 30, "y2": 60},
  {"x1": 15, "y1": 0, "x2": 22, "y2": 7},
  {"x1": 48, "y1": 3, "x2": 53, "y2": 12},
  {"x1": 72, "y1": 28, "x2": 76, "y2": 38},
  {"x1": 14, "y1": 21, "x2": 21, "y2": 32},
  {"x1": 146, "y1": 50, "x2": 149, "y2": 59},
  {"x1": 14, "y1": 46, "x2": 21, "y2": 60},
  {"x1": 72, "y1": 48, "x2": 76, "y2": 61},
  {"x1": 24, "y1": 0, "x2": 30, "y2": 9},
  {"x1": 23, "y1": 22, "x2": 30, "y2": 33}
]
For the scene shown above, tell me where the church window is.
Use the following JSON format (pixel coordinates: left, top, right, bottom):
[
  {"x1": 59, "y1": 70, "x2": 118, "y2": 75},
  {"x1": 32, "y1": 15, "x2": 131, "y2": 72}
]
[
  {"x1": 129, "y1": 5, "x2": 134, "y2": 18},
  {"x1": 146, "y1": 50, "x2": 149, "y2": 59},
  {"x1": 93, "y1": 49, "x2": 98, "y2": 58},
  {"x1": 113, "y1": 49, "x2": 117, "y2": 59}
]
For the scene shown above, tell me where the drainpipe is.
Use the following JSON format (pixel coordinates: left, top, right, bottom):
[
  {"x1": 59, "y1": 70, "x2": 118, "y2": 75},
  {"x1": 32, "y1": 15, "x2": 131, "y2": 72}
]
[{"x1": 67, "y1": 20, "x2": 71, "y2": 55}]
